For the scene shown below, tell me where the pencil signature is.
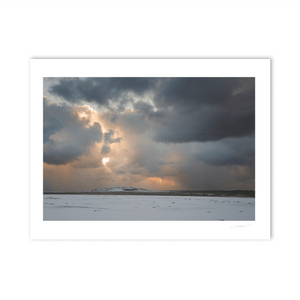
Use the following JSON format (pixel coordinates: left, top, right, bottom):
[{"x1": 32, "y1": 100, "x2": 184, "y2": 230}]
[{"x1": 230, "y1": 224, "x2": 253, "y2": 228}]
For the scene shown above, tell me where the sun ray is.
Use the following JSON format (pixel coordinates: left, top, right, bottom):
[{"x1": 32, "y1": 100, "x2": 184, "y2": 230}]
[{"x1": 102, "y1": 157, "x2": 109, "y2": 165}]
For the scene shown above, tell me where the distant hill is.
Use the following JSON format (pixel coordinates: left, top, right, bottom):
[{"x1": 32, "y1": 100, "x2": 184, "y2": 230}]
[{"x1": 90, "y1": 187, "x2": 154, "y2": 193}]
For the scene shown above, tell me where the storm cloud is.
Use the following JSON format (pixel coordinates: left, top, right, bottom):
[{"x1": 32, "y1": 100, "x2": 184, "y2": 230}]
[
  {"x1": 49, "y1": 77, "x2": 157, "y2": 108},
  {"x1": 189, "y1": 137, "x2": 255, "y2": 167},
  {"x1": 152, "y1": 78, "x2": 255, "y2": 143},
  {"x1": 48, "y1": 77, "x2": 254, "y2": 143},
  {"x1": 43, "y1": 98, "x2": 103, "y2": 165},
  {"x1": 152, "y1": 105, "x2": 254, "y2": 143}
]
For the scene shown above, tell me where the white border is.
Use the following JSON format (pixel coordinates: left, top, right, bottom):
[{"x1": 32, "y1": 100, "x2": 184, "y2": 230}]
[{"x1": 30, "y1": 59, "x2": 270, "y2": 240}]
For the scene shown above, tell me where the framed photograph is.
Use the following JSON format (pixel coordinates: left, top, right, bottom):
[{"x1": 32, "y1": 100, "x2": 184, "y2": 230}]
[{"x1": 30, "y1": 59, "x2": 270, "y2": 239}]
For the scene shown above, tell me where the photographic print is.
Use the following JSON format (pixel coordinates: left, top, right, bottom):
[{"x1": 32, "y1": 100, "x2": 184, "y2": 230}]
[
  {"x1": 43, "y1": 76, "x2": 255, "y2": 221},
  {"x1": 30, "y1": 59, "x2": 270, "y2": 239}
]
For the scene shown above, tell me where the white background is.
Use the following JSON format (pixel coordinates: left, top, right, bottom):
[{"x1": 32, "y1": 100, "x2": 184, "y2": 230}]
[{"x1": 1, "y1": 1, "x2": 299, "y2": 300}]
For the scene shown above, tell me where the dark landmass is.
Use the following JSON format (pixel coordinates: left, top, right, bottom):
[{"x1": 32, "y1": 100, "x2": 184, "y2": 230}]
[{"x1": 44, "y1": 190, "x2": 255, "y2": 198}]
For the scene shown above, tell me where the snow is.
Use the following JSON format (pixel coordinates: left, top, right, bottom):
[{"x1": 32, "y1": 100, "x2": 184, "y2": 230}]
[
  {"x1": 90, "y1": 186, "x2": 158, "y2": 193},
  {"x1": 44, "y1": 194, "x2": 255, "y2": 221}
]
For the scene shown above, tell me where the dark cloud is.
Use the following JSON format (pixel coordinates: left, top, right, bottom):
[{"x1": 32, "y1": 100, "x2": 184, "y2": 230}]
[
  {"x1": 44, "y1": 139, "x2": 85, "y2": 165},
  {"x1": 100, "y1": 129, "x2": 122, "y2": 156},
  {"x1": 154, "y1": 78, "x2": 254, "y2": 110},
  {"x1": 104, "y1": 130, "x2": 122, "y2": 144},
  {"x1": 101, "y1": 144, "x2": 111, "y2": 155},
  {"x1": 133, "y1": 101, "x2": 166, "y2": 122},
  {"x1": 43, "y1": 98, "x2": 70, "y2": 143},
  {"x1": 152, "y1": 78, "x2": 255, "y2": 143},
  {"x1": 48, "y1": 77, "x2": 157, "y2": 107},
  {"x1": 66, "y1": 77, "x2": 254, "y2": 144},
  {"x1": 153, "y1": 105, "x2": 254, "y2": 143},
  {"x1": 43, "y1": 99, "x2": 102, "y2": 165},
  {"x1": 191, "y1": 137, "x2": 255, "y2": 167},
  {"x1": 133, "y1": 101, "x2": 154, "y2": 114}
]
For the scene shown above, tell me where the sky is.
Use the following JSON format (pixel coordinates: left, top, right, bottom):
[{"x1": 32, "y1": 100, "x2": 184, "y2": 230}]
[{"x1": 43, "y1": 77, "x2": 255, "y2": 191}]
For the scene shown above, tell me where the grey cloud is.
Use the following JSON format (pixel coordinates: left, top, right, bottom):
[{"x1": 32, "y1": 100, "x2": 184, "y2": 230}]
[
  {"x1": 153, "y1": 105, "x2": 254, "y2": 143},
  {"x1": 104, "y1": 130, "x2": 122, "y2": 144},
  {"x1": 159, "y1": 160, "x2": 174, "y2": 166},
  {"x1": 154, "y1": 78, "x2": 254, "y2": 111},
  {"x1": 152, "y1": 78, "x2": 255, "y2": 143},
  {"x1": 116, "y1": 141, "x2": 172, "y2": 175},
  {"x1": 43, "y1": 98, "x2": 72, "y2": 143},
  {"x1": 43, "y1": 99, "x2": 103, "y2": 165},
  {"x1": 103, "y1": 110, "x2": 149, "y2": 136},
  {"x1": 48, "y1": 77, "x2": 157, "y2": 106},
  {"x1": 191, "y1": 137, "x2": 255, "y2": 167},
  {"x1": 101, "y1": 130, "x2": 121, "y2": 156},
  {"x1": 133, "y1": 101, "x2": 154, "y2": 115},
  {"x1": 48, "y1": 77, "x2": 254, "y2": 143},
  {"x1": 44, "y1": 139, "x2": 84, "y2": 165},
  {"x1": 101, "y1": 144, "x2": 111, "y2": 155},
  {"x1": 133, "y1": 101, "x2": 166, "y2": 121}
]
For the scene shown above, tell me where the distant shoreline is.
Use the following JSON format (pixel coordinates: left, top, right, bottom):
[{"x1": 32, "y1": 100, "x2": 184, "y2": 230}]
[{"x1": 43, "y1": 190, "x2": 255, "y2": 198}]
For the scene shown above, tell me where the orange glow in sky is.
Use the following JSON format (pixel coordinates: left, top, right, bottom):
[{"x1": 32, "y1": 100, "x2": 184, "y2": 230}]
[{"x1": 144, "y1": 177, "x2": 177, "y2": 190}]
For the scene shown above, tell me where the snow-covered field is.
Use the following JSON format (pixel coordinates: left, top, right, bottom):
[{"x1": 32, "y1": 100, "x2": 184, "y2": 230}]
[{"x1": 44, "y1": 194, "x2": 255, "y2": 221}]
